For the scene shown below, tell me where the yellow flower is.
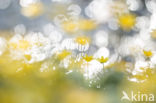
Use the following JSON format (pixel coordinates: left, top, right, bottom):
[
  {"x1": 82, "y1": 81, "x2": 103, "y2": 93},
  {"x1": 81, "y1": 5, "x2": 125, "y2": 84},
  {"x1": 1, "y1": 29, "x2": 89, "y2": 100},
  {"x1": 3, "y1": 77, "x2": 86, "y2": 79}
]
[
  {"x1": 21, "y1": 2, "x2": 43, "y2": 18},
  {"x1": 118, "y1": 13, "x2": 136, "y2": 30},
  {"x1": 75, "y1": 36, "x2": 90, "y2": 45},
  {"x1": 79, "y1": 19, "x2": 96, "y2": 31},
  {"x1": 58, "y1": 50, "x2": 71, "y2": 60},
  {"x1": 83, "y1": 55, "x2": 93, "y2": 62},
  {"x1": 97, "y1": 56, "x2": 109, "y2": 63},
  {"x1": 143, "y1": 50, "x2": 153, "y2": 57}
]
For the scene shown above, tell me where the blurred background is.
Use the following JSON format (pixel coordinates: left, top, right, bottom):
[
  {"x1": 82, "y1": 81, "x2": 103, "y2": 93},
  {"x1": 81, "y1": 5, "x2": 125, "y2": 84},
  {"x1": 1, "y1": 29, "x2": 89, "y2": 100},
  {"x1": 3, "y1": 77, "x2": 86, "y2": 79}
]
[{"x1": 0, "y1": 0, "x2": 156, "y2": 103}]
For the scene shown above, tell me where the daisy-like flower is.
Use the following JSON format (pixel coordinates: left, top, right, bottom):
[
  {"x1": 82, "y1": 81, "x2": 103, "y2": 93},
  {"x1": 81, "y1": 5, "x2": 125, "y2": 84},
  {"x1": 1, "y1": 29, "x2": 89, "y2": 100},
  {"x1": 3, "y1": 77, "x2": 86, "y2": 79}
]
[
  {"x1": 75, "y1": 36, "x2": 90, "y2": 45},
  {"x1": 83, "y1": 54, "x2": 93, "y2": 62},
  {"x1": 75, "y1": 36, "x2": 90, "y2": 51},
  {"x1": 97, "y1": 56, "x2": 109, "y2": 64},
  {"x1": 8, "y1": 32, "x2": 56, "y2": 63},
  {"x1": 9, "y1": 34, "x2": 31, "y2": 51},
  {"x1": 143, "y1": 50, "x2": 153, "y2": 57}
]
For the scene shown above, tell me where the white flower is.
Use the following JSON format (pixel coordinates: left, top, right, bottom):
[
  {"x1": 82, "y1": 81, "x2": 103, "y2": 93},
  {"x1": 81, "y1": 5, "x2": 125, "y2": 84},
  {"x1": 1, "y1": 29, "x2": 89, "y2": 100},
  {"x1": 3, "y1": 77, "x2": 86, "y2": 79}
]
[
  {"x1": 82, "y1": 60, "x2": 103, "y2": 79},
  {"x1": 85, "y1": 0, "x2": 112, "y2": 23},
  {"x1": 94, "y1": 47, "x2": 110, "y2": 58}
]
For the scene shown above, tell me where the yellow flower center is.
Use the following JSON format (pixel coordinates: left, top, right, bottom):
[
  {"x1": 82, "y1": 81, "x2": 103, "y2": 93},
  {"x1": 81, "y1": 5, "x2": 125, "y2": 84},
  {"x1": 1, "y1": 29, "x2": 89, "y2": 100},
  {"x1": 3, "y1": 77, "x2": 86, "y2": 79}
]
[
  {"x1": 143, "y1": 50, "x2": 153, "y2": 57},
  {"x1": 118, "y1": 13, "x2": 136, "y2": 30},
  {"x1": 75, "y1": 36, "x2": 90, "y2": 45},
  {"x1": 83, "y1": 55, "x2": 93, "y2": 62},
  {"x1": 97, "y1": 56, "x2": 109, "y2": 63},
  {"x1": 9, "y1": 39, "x2": 30, "y2": 50}
]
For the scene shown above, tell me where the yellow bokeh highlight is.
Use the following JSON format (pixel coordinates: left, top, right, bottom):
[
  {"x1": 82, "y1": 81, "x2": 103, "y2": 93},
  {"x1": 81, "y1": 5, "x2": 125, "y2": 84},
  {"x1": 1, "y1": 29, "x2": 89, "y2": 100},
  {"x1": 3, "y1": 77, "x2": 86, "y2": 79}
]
[
  {"x1": 151, "y1": 29, "x2": 156, "y2": 39},
  {"x1": 62, "y1": 21, "x2": 78, "y2": 33},
  {"x1": 57, "y1": 50, "x2": 71, "y2": 60},
  {"x1": 21, "y1": 2, "x2": 43, "y2": 18},
  {"x1": 62, "y1": 19, "x2": 96, "y2": 33},
  {"x1": 118, "y1": 13, "x2": 136, "y2": 30},
  {"x1": 78, "y1": 19, "x2": 96, "y2": 31}
]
